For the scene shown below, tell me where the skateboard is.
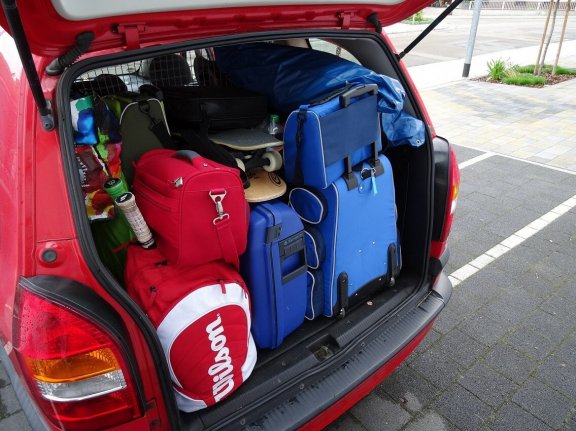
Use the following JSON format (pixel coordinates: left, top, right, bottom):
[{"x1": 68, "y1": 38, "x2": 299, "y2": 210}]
[
  {"x1": 210, "y1": 128, "x2": 287, "y2": 203},
  {"x1": 243, "y1": 169, "x2": 287, "y2": 203},
  {"x1": 210, "y1": 128, "x2": 283, "y2": 173}
]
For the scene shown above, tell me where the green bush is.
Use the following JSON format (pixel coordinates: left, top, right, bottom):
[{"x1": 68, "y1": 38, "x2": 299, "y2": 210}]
[
  {"x1": 413, "y1": 11, "x2": 425, "y2": 21},
  {"x1": 513, "y1": 64, "x2": 576, "y2": 75},
  {"x1": 512, "y1": 64, "x2": 535, "y2": 74},
  {"x1": 487, "y1": 58, "x2": 510, "y2": 81},
  {"x1": 502, "y1": 73, "x2": 546, "y2": 86},
  {"x1": 485, "y1": 59, "x2": 575, "y2": 86},
  {"x1": 554, "y1": 66, "x2": 576, "y2": 75}
]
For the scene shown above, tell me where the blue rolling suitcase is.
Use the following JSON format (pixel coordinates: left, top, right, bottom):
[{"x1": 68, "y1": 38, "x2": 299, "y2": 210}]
[
  {"x1": 240, "y1": 200, "x2": 308, "y2": 349},
  {"x1": 284, "y1": 82, "x2": 400, "y2": 318},
  {"x1": 289, "y1": 154, "x2": 401, "y2": 318}
]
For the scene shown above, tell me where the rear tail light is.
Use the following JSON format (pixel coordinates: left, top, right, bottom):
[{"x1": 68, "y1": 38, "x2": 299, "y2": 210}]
[
  {"x1": 430, "y1": 146, "x2": 460, "y2": 259},
  {"x1": 13, "y1": 285, "x2": 141, "y2": 431}
]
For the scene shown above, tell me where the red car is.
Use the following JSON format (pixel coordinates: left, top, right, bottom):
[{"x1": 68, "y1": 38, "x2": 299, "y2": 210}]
[{"x1": 0, "y1": 1, "x2": 459, "y2": 430}]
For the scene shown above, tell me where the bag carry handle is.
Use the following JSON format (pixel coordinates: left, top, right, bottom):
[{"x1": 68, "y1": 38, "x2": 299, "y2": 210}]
[
  {"x1": 210, "y1": 189, "x2": 240, "y2": 270},
  {"x1": 174, "y1": 150, "x2": 201, "y2": 163},
  {"x1": 339, "y1": 84, "x2": 378, "y2": 108}
]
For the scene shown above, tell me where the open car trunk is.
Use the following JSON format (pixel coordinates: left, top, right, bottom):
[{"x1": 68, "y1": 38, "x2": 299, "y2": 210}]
[{"x1": 59, "y1": 30, "x2": 440, "y2": 430}]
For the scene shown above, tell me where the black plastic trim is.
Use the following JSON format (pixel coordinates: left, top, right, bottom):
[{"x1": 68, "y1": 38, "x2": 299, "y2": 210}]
[
  {"x1": 431, "y1": 271, "x2": 453, "y2": 304},
  {"x1": 429, "y1": 246, "x2": 450, "y2": 277},
  {"x1": 237, "y1": 272, "x2": 453, "y2": 430},
  {"x1": 432, "y1": 136, "x2": 450, "y2": 241}
]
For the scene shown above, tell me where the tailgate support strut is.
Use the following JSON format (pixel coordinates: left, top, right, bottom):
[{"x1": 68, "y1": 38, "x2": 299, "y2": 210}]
[
  {"x1": 397, "y1": 0, "x2": 466, "y2": 60},
  {"x1": 0, "y1": 0, "x2": 54, "y2": 131}
]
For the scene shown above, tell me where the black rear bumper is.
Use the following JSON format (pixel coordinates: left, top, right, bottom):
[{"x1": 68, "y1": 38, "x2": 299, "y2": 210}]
[{"x1": 186, "y1": 272, "x2": 452, "y2": 431}]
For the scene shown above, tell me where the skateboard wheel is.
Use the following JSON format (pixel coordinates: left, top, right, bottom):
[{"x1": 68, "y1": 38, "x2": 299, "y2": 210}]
[
  {"x1": 235, "y1": 158, "x2": 246, "y2": 172},
  {"x1": 262, "y1": 150, "x2": 282, "y2": 172}
]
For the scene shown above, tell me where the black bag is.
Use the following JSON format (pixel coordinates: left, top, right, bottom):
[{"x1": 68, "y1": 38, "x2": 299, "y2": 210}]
[
  {"x1": 172, "y1": 128, "x2": 236, "y2": 167},
  {"x1": 171, "y1": 128, "x2": 249, "y2": 188},
  {"x1": 193, "y1": 56, "x2": 233, "y2": 88},
  {"x1": 162, "y1": 86, "x2": 268, "y2": 131}
]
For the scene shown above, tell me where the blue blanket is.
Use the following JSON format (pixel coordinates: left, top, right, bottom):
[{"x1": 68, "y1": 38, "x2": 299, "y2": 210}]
[{"x1": 214, "y1": 43, "x2": 424, "y2": 148}]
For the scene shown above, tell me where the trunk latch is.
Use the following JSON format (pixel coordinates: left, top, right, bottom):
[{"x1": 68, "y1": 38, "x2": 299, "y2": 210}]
[
  {"x1": 337, "y1": 12, "x2": 353, "y2": 30},
  {"x1": 114, "y1": 24, "x2": 146, "y2": 50}
]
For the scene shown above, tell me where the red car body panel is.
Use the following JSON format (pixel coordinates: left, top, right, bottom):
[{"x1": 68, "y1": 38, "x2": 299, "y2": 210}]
[
  {"x1": 0, "y1": 1, "x2": 458, "y2": 428},
  {"x1": 0, "y1": 45, "x2": 170, "y2": 427},
  {"x1": 1, "y1": 1, "x2": 434, "y2": 56}
]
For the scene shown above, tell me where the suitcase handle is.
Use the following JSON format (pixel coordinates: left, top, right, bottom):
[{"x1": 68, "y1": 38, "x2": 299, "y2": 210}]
[
  {"x1": 339, "y1": 84, "x2": 378, "y2": 108},
  {"x1": 174, "y1": 150, "x2": 201, "y2": 162},
  {"x1": 281, "y1": 255, "x2": 307, "y2": 285},
  {"x1": 279, "y1": 232, "x2": 307, "y2": 284}
]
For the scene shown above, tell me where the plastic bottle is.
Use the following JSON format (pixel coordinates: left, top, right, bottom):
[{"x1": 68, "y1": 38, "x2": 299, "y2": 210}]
[
  {"x1": 268, "y1": 114, "x2": 283, "y2": 139},
  {"x1": 268, "y1": 114, "x2": 279, "y2": 135}
]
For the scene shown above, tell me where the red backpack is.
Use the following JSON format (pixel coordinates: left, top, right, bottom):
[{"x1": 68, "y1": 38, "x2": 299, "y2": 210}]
[
  {"x1": 125, "y1": 245, "x2": 257, "y2": 412},
  {"x1": 133, "y1": 149, "x2": 249, "y2": 268}
]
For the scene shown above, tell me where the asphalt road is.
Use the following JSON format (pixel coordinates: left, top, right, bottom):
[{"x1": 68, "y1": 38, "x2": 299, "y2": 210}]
[{"x1": 387, "y1": 10, "x2": 576, "y2": 67}]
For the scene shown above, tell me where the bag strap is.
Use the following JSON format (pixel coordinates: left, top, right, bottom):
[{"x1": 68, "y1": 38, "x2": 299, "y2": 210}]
[
  {"x1": 214, "y1": 217, "x2": 240, "y2": 270},
  {"x1": 294, "y1": 109, "x2": 308, "y2": 186},
  {"x1": 136, "y1": 100, "x2": 173, "y2": 149},
  {"x1": 210, "y1": 189, "x2": 240, "y2": 270}
]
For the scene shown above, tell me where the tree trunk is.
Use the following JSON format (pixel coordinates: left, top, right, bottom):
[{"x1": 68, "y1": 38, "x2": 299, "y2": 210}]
[
  {"x1": 537, "y1": 0, "x2": 561, "y2": 75},
  {"x1": 534, "y1": 0, "x2": 556, "y2": 72},
  {"x1": 552, "y1": 0, "x2": 572, "y2": 74}
]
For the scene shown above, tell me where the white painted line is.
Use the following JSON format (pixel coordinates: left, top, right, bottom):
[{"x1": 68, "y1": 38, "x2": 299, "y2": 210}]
[
  {"x1": 448, "y1": 275, "x2": 461, "y2": 287},
  {"x1": 485, "y1": 244, "x2": 510, "y2": 259},
  {"x1": 469, "y1": 254, "x2": 495, "y2": 270},
  {"x1": 553, "y1": 204, "x2": 573, "y2": 215},
  {"x1": 449, "y1": 194, "x2": 576, "y2": 286},
  {"x1": 458, "y1": 152, "x2": 495, "y2": 170},
  {"x1": 453, "y1": 143, "x2": 576, "y2": 176},
  {"x1": 515, "y1": 226, "x2": 538, "y2": 240},
  {"x1": 501, "y1": 234, "x2": 524, "y2": 249},
  {"x1": 451, "y1": 264, "x2": 479, "y2": 281},
  {"x1": 541, "y1": 212, "x2": 561, "y2": 223},
  {"x1": 528, "y1": 219, "x2": 548, "y2": 230}
]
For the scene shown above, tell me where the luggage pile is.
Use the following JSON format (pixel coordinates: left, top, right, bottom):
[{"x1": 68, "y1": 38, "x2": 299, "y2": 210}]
[{"x1": 71, "y1": 46, "x2": 409, "y2": 412}]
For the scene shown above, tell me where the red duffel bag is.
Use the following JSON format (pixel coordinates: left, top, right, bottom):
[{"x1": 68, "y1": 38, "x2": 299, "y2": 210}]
[
  {"x1": 133, "y1": 149, "x2": 249, "y2": 268},
  {"x1": 125, "y1": 245, "x2": 257, "y2": 412}
]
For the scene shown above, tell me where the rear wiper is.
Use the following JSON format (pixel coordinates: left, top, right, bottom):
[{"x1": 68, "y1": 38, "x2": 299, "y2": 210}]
[{"x1": 397, "y1": 0, "x2": 466, "y2": 60}]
